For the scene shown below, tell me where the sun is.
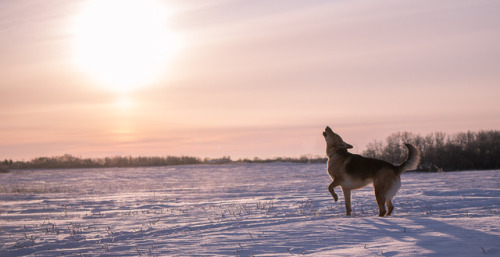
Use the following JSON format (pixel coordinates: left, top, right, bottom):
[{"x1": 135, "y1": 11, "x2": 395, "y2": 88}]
[{"x1": 72, "y1": 0, "x2": 179, "y2": 93}]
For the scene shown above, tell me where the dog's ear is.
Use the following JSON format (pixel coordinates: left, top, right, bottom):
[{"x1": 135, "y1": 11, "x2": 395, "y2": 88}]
[{"x1": 339, "y1": 141, "x2": 354, "y2": 149}]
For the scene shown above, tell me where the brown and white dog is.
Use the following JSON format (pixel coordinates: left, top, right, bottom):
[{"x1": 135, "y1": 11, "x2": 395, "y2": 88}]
[{"x1": 323, "y1": 126, "x2": 420, "y2": 216}]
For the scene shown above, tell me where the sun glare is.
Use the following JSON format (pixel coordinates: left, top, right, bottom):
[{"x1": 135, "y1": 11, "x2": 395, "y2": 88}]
[{"x1": 72, "y1": 0, "x2": 179, "y2": 93}]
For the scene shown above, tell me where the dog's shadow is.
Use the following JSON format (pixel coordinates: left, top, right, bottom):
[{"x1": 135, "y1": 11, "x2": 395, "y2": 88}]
[{"x1": 369, "y1": 217, "x2": 499, "y2": 256}]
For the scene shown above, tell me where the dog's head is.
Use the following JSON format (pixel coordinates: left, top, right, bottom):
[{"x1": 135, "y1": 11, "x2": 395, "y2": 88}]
[{"x1": 323, "y1": 126, "x2": 353, "y2": 156}]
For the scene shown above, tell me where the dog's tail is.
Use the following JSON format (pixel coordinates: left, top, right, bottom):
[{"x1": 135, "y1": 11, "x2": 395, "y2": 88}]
[{"x1": 397, "y1": 143, "x2": 421, "y2": 174}]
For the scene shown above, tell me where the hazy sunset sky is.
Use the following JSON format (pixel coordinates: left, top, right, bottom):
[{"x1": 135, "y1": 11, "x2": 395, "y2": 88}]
[{"x1": 1, "y1": 0, "x2": 499, "y2": 160}]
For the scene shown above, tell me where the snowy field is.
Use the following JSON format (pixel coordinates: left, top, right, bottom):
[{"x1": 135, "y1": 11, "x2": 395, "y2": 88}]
[{"x1": 1, "y1": 163, "x2": 499, "y2": 256}]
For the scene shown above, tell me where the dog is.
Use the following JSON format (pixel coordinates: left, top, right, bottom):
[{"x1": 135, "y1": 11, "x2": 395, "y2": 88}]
[{"x1": 323, "y1": 126, "x2": 420, "y2": 216}]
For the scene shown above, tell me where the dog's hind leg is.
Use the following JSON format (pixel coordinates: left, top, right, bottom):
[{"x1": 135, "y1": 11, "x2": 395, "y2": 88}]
[
  {"x1": 385, "y1": 177, "x2": 401, "y2": 216},
  {"x1": 386, "y1": 200, "x2": 394, "y2": 216},
  {"x1": 374, "y1": 188, "x2": 387, "y2": 217},
  {"x1": 341, "y1": 187, "x2": 352, "y2": 216},
  {"x1": 328, "y1": 180, "x2": 341, "y2": 202}
]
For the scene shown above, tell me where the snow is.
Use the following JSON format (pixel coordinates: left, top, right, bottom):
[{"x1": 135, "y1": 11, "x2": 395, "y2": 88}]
[{"x1": 0, "y1": 163, "x2": 499, "y2": 256}]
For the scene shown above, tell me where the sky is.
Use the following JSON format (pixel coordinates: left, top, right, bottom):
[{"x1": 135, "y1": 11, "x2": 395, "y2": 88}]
[{"x1": 1, "y1": 0, "x2": 500, "y2": 160}]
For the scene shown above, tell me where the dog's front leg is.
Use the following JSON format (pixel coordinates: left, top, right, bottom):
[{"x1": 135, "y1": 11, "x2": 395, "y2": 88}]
[{"x1": 328, "y1": 180, "x2": 341, "y2": 202}]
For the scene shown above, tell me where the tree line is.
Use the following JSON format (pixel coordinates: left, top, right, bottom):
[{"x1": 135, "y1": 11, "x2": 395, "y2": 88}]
[
  {"x1": 1, "y1": 155, "x2": 202, "y2": 170},
  {"x1": 2, "y1": 130, "x2": 498, "y2": 172},
  {"x1": 1, "y1": 154, "x2": 327, "y2": 171},
  {"x1": 362, "y1": 130, "x2": 500, "y2": 171}
]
